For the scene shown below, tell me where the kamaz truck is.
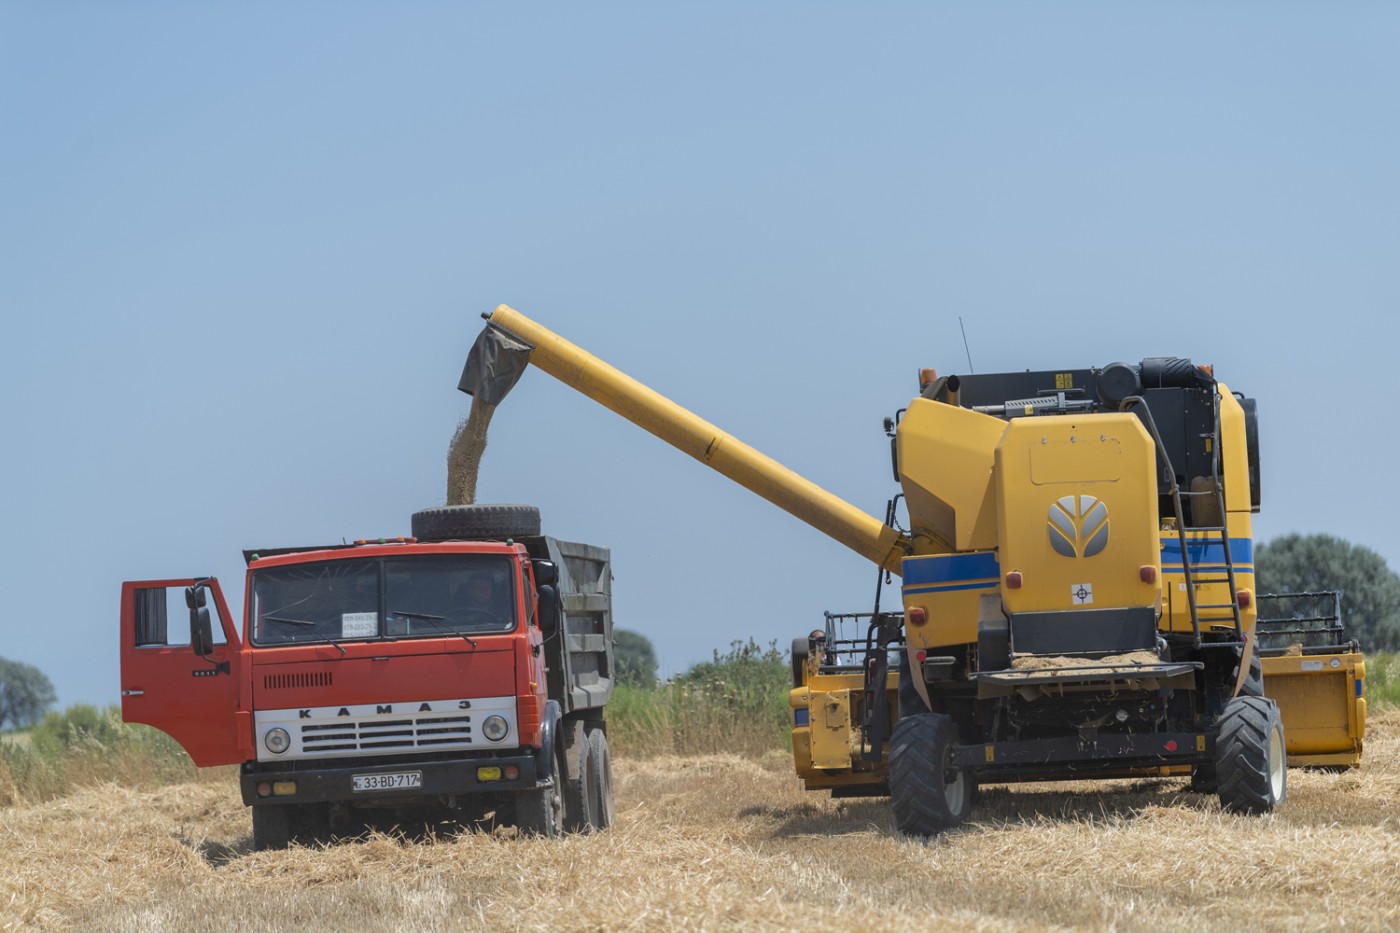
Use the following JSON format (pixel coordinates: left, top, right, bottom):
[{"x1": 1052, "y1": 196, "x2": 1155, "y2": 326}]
[
  {"x1": 119, "y1": 504, "x2": 616, "y2": 848},
  {"x1": 458, "y1": 305, "x2": 1305, "y2": 835}
]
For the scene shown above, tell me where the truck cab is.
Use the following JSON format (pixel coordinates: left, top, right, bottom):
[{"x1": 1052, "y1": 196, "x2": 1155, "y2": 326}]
[{"x1": 120, "y1": 506, "x2": 616, "y2": 847}]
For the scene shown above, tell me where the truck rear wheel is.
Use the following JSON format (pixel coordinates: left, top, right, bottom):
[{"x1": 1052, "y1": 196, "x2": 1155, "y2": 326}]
[
  {"x1": 411, "y1": 503, "x2": 541, "y2": 541},
  {"x1": 562, "y1": 719, "x2": 597, "y2": 833},
  {"x1": 889, "y1": 712, "x2": 972, "y2": 836},
  {"x1": 586, "y1": 728, "x2": 615, "y2": 831},
  {"x1": 1215, "y1": 695, "x2": 1287, "y2": 814}
]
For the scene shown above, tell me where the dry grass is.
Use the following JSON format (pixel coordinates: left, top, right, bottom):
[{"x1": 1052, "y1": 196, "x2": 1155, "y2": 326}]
[{"x1": 4, "y1": 712, "x2": 1400, "y2": 932}]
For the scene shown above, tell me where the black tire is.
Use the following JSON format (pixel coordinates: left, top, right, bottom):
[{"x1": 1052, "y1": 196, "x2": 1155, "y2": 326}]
[
  {"x1": 562, "y1": 719, "x2": 596, "y2": 833},
  {"x1": 791, "y1": 636, "x2": 810, "y2": 688},
  {"x1": 516, "y1": 742, "x2": 565, "y2": 837},
  {"x1": 1189, "y1": 761, "x2": 1218, "y2": 793},
  {"x1": 411, "y1": 503, "x2": 541, "y2": 541},
  {"x1": 586, "y1": 727, "x2": 615, "y2": 831},
  {"x1": 252, "y1": 804, "x2": 291, "y2": 851},
  {"x1": 1215, "y1": 695, "x2": 1287, "y2": 814},
  {"x1": 889, "y1": 712, "x2": 973, "y2": 836},
  {"x1": 1234, "y1": 650, "x2": 1264, "y2": 698}
]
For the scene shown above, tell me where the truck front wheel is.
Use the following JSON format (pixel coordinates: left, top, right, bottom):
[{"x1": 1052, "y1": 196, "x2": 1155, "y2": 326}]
[
  {"x1": 516, "y1": 744, "x2": 565, "y2": 837},
  {"x1": 889, "y1": 712, "x2": 972, "y2": 836},
  {"x1": 251, "y1": 804, "x2": 290, "y2": 851},
  {"x1": 1215, "y1": 695, "x2": 1287, "y2": 814}
]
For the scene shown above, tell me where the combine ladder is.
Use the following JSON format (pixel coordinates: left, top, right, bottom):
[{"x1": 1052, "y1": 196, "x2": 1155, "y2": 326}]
[{"x1": 1128, "y1": 390, "x2": 1245, "y2": 650}]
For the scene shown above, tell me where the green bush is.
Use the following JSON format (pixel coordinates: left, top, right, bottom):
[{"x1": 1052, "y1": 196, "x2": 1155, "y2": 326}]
[
  {"x1": 1367, "y1": 651, "x2": 1400, "y2": 708},
  {"x1": 1, "y1": 705, "x2": 197, "y2": 806},
  {"x1": 608, "y1": 638, "x2": 791, "y2": 758}
]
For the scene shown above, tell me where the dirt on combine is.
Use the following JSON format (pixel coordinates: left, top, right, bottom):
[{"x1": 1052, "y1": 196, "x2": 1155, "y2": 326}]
[{"x1": 4, "y1": 710, "x2": 1399, "y2": 932}]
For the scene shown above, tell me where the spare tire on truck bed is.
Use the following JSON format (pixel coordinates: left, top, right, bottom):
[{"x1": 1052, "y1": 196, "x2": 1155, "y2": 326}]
[{"x1": 411, "y1": 503, "x2": 541, "y2": 541}]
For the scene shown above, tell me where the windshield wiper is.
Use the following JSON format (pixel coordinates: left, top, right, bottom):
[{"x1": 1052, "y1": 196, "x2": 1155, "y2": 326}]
[
  {"x1": 264, "y1": 615, "x2": 348, "y2": 655},
  {"x1": 390, "y1": 608, "x2": 478, "y2": 649}
]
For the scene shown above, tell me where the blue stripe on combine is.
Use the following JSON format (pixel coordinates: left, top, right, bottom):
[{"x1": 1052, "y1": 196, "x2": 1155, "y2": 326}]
[
  {"x1": 902, "y1": 552, "x2": 1000, "y2": 596},
  {"x1": 1160, "y1": 536, "x2": 1254, "y2": 569}
]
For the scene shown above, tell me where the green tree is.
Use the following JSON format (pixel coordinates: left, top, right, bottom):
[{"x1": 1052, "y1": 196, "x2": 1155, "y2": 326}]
[
  {"x1": 0, "y1": 657, "x2": 58, "y2": 730},
  {"x1": 1256, "y1": 533, "x2": 1400, "y2": 651},
  {"x1": 614, "y1": 628, "x2": 659, "y2": 687}
]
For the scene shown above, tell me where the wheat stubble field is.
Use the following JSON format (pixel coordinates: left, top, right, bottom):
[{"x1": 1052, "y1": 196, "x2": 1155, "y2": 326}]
[{"x1": 3, "y1": 711, "x2": 1399, "y2": 932}]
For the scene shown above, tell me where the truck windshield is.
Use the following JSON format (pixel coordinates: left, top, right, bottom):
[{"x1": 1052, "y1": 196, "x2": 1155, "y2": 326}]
[{"x1": 250, "y1": 554, "x2": 517, "y2": 646}]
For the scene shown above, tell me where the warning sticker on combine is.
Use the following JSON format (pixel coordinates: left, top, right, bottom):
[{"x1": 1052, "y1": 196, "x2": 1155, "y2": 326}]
[{"x1": 1071, "y1": 583, "x2": 1094, "y2": 605}]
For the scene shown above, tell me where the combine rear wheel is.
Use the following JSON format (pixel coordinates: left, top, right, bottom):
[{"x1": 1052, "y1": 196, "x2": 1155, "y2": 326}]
[
  {"x1": 1215, "y1": 695, "x2": 1287, "y2": 814},
  {"x1": 889, "y1": 712, "x2": 972, "y2": 836}
]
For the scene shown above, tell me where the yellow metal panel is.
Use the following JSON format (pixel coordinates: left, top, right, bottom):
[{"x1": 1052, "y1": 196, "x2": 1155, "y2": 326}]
[
  {"x1": 808, "y1": 688, "x2": 855, "y2": 769},
  {"x1": 896, "y1": 400, "x2": 1006, "y2": 552},
  {"x1": 995, "y1": 414, "x2": 1159, "y2": 615},
  {"x1": 1261, "y1": 652, "x2": 1366, "y2": 761}
]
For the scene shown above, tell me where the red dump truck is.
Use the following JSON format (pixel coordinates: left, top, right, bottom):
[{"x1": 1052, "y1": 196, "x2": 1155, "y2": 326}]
[{"x1": 119, "y1": 503, "x2": 616, "y2": 848}]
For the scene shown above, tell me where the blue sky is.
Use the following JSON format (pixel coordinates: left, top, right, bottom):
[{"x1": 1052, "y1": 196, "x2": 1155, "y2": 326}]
[{"x1": 2, "y1": 3, "x2": 1396, "y2": 708}]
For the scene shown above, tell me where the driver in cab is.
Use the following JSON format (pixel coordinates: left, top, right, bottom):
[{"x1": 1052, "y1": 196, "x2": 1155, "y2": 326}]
[{"x1": 455, "y1": 572, "x2": 508, "y2": 628}]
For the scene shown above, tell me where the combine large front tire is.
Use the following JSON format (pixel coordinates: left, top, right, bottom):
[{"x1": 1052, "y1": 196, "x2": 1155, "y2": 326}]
[
  {"x1": 889, "y1": 712, "x2": 972, "y2": 836},
  {"x1": 1215, "y1": 695, "x2": 1287, "y2": 814},
  {"x1": 411, "y1": 503, "x2": 541, "y2": 541}
]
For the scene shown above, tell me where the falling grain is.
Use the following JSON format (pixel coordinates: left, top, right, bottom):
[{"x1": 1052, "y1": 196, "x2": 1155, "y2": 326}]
[{"x1": 446, "y1": 397, "x2": 495, "y2": 506}]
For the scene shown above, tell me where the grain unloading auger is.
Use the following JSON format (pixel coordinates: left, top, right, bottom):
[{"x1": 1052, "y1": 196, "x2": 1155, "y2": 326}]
[{"x1": 464, "y1": 305, "x2": 1359, "y2": 834}]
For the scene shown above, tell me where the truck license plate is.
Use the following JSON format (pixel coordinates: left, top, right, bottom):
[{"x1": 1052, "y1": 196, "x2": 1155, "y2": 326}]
[{"x1": 352, "y1": 770, "x2": 423, "y2": 792}]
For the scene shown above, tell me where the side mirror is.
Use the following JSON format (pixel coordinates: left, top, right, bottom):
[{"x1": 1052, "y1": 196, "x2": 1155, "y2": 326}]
[
  {"x1": 532, "y1": 559, "x2": 558, "y2": 588},
  {"x1": 186, "y1": 584, "x2": 214, "y2": 658},
  {"x1": 538, "y1": 584, "x2": 560, "y2": 635}
]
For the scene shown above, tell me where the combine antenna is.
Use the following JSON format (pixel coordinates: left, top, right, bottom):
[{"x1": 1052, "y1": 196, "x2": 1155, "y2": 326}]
[{"x1": 959, "y1": 317, "x2": 975, "y2": 373}]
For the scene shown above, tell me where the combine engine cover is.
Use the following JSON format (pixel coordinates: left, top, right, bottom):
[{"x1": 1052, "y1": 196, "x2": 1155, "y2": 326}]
[{"x1": 994, "y1": 412, "x2": 1161, "y2": 659}]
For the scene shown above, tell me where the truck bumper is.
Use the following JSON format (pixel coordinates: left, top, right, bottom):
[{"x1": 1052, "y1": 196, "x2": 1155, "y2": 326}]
[{"x1": 239, "y1": 752, "x2": 541, "y2": 807}]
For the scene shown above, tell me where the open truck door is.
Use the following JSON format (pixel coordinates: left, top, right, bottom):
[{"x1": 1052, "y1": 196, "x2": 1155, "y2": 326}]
[{"x1": 119, "y1": 578, "x2": 251, "y2": 766}]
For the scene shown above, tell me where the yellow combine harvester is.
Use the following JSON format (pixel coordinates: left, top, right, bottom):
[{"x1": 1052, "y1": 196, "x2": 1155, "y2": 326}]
[{"x1": 461, "y1": 305, "x2": 1365, "y2": 834}]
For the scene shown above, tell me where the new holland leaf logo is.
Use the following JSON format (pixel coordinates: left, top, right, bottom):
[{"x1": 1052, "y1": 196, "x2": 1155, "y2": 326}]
[{"x1": 1049, "y1": 495, "x2": 1109, "y2": 558}]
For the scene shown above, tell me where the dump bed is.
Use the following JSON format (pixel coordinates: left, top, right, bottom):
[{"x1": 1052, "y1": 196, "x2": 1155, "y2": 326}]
[{"x1": 522, "y1": 536, "x2": 614, "y2": 714}]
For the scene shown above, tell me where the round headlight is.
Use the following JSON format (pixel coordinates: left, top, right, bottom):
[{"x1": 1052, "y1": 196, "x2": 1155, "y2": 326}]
[
  {"x1": 482, "y1": 715, "x2": 509, "y2": 742},
  {"x1": 264, "y1": 727, "x2": 291, "y2": 755}
]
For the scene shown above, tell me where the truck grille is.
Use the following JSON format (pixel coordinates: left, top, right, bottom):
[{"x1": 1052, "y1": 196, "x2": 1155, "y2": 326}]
[
  {"x1": 300, "y1": 713, "x2": 473, "y2": 753},
  {"x1": 264, "y1": 671, "x2": 333, "y2": 690}
]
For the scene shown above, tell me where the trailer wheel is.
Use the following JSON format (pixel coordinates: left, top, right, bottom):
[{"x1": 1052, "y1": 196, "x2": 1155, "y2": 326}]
[
  {"x1": 889, "y1": 712, "x2": 972, "y2": 836},
  {"x1": 1215, "y1": 695, "x2": 1287, "y2": 814},
  {"x1": 516, "y1": 742, "x2": 565, "y2": 837},
  {"x1": 586, "y1": 727, "x2": 615, "y2": 831},
  {"x1": 562, "y1": 719, "x2": 596, "y2": 833},
  {"x1": 251, "y1": 804, "x2": 291, "y2": 851},
  {"x1": 410, "y1": 503, "x2": 541, "y2": 541}
]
